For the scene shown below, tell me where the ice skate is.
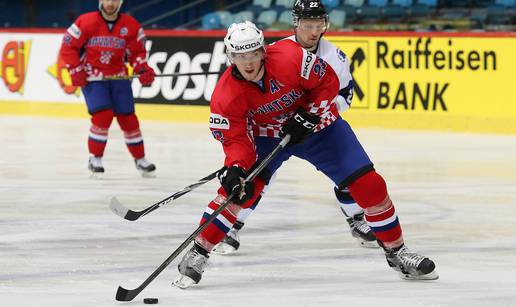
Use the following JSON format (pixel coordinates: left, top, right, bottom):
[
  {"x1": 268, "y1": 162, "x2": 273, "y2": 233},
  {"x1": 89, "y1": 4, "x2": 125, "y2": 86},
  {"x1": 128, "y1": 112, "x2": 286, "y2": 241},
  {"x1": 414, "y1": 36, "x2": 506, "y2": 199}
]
[
  {"x1": 88, "y1": 156, "x2": 104, "y2": 179},
  {"x1": 212, "y1": 221, "x2": 244, "y2": 255},
  {"x1": 135, "y1": 158, "x2": 156, "y2": 177},
  {"x1": 212, "y1": 227, "x2": 241, "y2": 255},
  {"x1": 173, "y1": 245, "x2": 209, "y2": 289},
  {"x1": 345, "y1": 211, "x2": 379, "y2": 248},
  {"x1": 384, "y1": 244, "x2": 438, "y2": 280}
]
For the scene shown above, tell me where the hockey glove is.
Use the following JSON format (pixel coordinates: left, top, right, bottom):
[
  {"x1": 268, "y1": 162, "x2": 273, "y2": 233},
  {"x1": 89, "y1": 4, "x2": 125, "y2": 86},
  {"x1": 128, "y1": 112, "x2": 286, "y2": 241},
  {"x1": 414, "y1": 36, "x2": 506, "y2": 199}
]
[
  {"x1": 134, "y1": 63, "x2": 156, "y2": 86},
  {"x1": 69, "y1": 66, "x2": 88, "y2": 87},
  {"x1": 280, "y1": 107, "x2": 320, "y2": 144},
  {"x1": 219, "y1": 166, "x2": 254, "y2": 205}
]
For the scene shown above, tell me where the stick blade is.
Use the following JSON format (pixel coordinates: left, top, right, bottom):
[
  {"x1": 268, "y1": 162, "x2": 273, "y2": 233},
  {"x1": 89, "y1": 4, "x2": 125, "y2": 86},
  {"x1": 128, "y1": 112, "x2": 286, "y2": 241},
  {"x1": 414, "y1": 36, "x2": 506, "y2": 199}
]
[
  {"x1": 110, "y1": 197, "x2": 130, "y2": 219},
  {"x1": 124, "y1": 209, "x2": 142, "y2": 221},
  {"x1": 115, "y1": 286, "x2": 131, "y2": 301}
]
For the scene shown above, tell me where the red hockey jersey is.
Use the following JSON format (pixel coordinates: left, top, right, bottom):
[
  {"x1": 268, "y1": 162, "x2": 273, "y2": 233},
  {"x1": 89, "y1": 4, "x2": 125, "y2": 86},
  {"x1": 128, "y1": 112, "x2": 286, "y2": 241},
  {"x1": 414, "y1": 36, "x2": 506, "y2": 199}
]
[
  {"x1": 60, "y1": 11, "x2": 147, "y2": 76},
  {"x1": 209, "y1": 39, "x2": 340, "y2": 171}
]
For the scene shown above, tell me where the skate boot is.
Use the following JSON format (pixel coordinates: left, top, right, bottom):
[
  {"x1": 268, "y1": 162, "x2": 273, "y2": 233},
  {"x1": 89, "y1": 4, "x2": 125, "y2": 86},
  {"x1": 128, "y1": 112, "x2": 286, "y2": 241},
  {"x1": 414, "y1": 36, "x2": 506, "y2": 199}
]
[
  {"x1": 212, "y1": 221, "x2": 244, "y2": 255},
  {"x1": 135, "y1": 158, "x2": 156, "y2": 177},
  {"x1": 344, "y1": 211, "x2": 379, "y2": 248},
  {"x1": 88, "y1": 156, "x2": 104, "y2": 179},
  {"x1": 173, "y1": 244, "x2": 209, "y2": 289},
  {"x1": 383, "y1": 244, "x2": 439, "y2": 280},
  {"x1": 335, "y1": 187, "x2": 378, "y2": 248}
]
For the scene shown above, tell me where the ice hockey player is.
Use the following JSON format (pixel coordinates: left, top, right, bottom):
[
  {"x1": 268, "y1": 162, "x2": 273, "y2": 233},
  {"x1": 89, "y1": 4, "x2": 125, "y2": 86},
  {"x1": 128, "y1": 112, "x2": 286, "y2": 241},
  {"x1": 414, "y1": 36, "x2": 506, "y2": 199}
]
[
  {"x1": 173, "y1": 20, "x2": 438, "y2": 289},
  {"x1": 60, "y1": 0, "x2": 156, "y2": 178},
  {"x1": 214, "y1": 0, "x2": 376, "y2": 255}
]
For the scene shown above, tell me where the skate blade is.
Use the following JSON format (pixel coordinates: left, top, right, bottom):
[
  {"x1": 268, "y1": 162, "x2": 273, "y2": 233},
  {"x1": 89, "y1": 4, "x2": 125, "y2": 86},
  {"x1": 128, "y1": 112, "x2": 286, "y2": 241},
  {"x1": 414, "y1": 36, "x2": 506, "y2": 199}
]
[
  {"x1": 400, "y1": 270, "x2": 439, "y2": 281},
  {"x1": 89, "y1": 172, "x2": 104, "y2": 180},
  {"x1": 139, "y1": 170, "x2": 156, "y2": 178},
  {"x1": 211, "y1": 242, "x2": 237, "y2": 255},
  {"x1": 358, "y1": 239, "x2": 380, "y2": 249},
  {"x1": 173, "y1": 274, "x2": 197, "y2": 289}
]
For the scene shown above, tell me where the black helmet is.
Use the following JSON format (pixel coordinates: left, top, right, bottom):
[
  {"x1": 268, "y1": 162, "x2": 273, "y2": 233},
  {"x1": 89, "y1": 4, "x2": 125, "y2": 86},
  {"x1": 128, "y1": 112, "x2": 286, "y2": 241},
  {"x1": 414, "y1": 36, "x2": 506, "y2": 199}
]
[{"x1": 292, "y1": 0, "x2": 328, "y2": 20}]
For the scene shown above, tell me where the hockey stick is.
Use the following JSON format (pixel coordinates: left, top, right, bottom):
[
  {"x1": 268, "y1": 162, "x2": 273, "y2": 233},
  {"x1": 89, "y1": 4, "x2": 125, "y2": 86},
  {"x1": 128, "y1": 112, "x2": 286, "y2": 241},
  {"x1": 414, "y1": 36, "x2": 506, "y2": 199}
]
[
  {"x1": 88, "y1": 70, "x2": 223, "y2": 81},
  {"x1": 110, "y1": 167, "x2": 225, "y2": 221},
  {"x1": 115, "y1": 134, "x2": 291, "y2": 302}
]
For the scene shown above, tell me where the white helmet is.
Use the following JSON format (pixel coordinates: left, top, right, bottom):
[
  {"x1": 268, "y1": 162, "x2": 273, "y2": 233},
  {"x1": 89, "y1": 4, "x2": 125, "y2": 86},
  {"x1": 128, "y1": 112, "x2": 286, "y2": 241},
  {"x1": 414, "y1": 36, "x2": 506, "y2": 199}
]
[
  {"x1": 99, "y1": 0, "x2": 124, "y2": 14},
  {"x1": 224, "y1": 21, "x2": 265, "y2": 62}
]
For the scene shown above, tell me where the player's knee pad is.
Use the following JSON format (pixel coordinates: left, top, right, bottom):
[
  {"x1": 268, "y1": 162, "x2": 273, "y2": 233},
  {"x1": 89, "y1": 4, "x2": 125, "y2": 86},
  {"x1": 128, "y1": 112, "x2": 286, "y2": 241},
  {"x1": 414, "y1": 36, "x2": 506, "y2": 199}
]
[
  {"x1": 209, "y1": 195, "x2": 243, "y2": 221},
  {"x1": 348, "y1": 171, "x2": 387, "y2": 209},
  {"x1": 91, "y1": 109, "x2": 114, "y2": 128},
  {"x1": 116, "y1": 113, "x2": 140, "y2": 131}
]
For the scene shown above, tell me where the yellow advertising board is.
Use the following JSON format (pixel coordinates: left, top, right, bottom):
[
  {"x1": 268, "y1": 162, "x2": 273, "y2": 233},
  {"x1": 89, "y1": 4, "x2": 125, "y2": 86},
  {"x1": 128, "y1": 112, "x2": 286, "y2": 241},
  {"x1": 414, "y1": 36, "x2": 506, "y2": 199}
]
[
  {"x1": 327, "y1": 34, "x2": 516, "y2": 134},
  {"x1": 1, "y1": 30, "x2": 515, "y2": 134}
]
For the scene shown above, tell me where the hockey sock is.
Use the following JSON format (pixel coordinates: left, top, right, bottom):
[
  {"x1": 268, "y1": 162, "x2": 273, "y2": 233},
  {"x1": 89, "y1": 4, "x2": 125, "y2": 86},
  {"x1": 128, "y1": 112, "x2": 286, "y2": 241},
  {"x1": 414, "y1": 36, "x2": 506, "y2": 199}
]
[
  {"x1": 348, "y1": 171, "x2": 403, "y2": 248},
  {"x1": 195, "y1": 197, "x2": 242, "y2": 252},
  {"x1": 116, "y1": 113, "x2": 145, "y2": 159},
  {"x1": 196, "y1": 178, "x2": 265, "y2": 251},
  {"x1": 88, "y1": 109, "x2": 114, "y2": 156}
]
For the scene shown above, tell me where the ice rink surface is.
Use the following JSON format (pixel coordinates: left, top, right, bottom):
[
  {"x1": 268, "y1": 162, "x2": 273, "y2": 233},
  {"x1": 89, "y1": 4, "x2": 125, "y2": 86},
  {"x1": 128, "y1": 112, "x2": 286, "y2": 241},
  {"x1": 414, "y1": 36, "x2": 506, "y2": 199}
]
[{"x1": 1, "y1": 116, "x2": 515, "y2": 307}]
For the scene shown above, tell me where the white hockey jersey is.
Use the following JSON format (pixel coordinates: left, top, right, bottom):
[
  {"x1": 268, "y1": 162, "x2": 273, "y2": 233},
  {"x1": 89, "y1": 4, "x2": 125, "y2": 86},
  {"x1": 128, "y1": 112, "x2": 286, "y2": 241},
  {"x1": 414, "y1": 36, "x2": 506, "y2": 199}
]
[{"x1": 285, "y1": 35, "x2": 354, "y2": 112}]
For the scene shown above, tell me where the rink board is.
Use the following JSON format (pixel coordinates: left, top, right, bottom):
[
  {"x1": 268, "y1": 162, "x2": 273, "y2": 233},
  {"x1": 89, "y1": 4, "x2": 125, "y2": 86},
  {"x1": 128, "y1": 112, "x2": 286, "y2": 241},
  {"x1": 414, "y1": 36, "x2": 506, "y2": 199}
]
[{"x1": 0, "y1": 29, "x2": 515, "y2": 134}]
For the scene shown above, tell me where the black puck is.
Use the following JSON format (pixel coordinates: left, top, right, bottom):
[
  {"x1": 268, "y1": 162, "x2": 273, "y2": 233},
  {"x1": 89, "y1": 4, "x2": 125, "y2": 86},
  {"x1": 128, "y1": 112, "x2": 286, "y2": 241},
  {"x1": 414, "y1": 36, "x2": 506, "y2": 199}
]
[{"x1": 143, "y1": 298, "x2": 158, "y2": 304}]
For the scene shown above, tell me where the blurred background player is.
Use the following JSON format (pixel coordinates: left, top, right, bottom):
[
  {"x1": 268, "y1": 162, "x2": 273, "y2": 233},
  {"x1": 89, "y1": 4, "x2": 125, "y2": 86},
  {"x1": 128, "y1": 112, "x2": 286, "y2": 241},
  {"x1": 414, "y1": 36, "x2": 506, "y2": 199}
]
[
  {"x1": 173, "y1": 21, "x2": 437, "y2": 289},
  {"x1": 60, "y1": 0, "x2": 157, "y2": 178},
  {"x1": 214, "y1": 0, "x2": 377, "y2": 255}
]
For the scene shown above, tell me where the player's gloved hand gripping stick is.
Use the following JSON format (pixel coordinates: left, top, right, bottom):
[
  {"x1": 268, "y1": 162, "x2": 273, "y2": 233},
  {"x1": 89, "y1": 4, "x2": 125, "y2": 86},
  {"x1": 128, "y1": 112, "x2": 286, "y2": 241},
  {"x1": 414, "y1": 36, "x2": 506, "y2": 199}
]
[
  {"x1": 219, "y1": 166, "x2": 255, "y2": 205},
  {"x1": 133, "y1": 62, "x2": 155, "y2": 85},
  {"x1": 280, "y1": 107, "x2": 320, "y2": 144},
  {"x1": 114, "y1": 134, "x2": 291, "y2": 302},
  {"x1": 110, "y1": 108, "x2": 319, "y2": 221}
]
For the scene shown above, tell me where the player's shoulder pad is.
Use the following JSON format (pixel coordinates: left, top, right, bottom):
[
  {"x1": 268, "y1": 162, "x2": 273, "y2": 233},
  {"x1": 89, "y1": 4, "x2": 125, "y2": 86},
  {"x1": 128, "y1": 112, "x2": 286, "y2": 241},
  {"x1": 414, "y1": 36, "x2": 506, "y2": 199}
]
[
  {"x1": 119, "y1": 13, "x2": 139, "y2": 24},
  {"x1": 210, "y1": 66, "x2": 247, "y2": 116},
  {"x1": 211, "y1": 67, "x2": 246, "y2": 111},
  {"x1": 320, "y1": 38, "x2": 348, "y2": 63},
  {"x1": 268, "y1": 39, "x2": 317, "y2": 80},
  {"x1": 68, "y1": 12, "x2": 98, "y2": 39},
  {"x1": 119, "y1": 13, "x2": 143, "y2": 30},
  {"x1": 268, "y1": 39, "x2": 305, "y2": 66},
  {"x1": 270, "y1": 38, "x2": 300, "y2": 50},
  {"x1": 117, "y1": 14, "x2": 145, "y2": 41},
  {"x1": 282, "y1": 35, "x2": 296, "y2": 43}
]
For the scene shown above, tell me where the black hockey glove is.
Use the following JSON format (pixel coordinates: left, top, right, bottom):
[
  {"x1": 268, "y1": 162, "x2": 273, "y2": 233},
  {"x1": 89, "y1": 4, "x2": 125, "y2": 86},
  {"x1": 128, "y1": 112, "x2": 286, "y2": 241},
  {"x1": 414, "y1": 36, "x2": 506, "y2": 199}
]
[
  {"x1": 280, "y1": 108, "x2": 320, "y2": 144},
  {"x1": 219, "y1": 166, "x2": 255, "y2": 205}
]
